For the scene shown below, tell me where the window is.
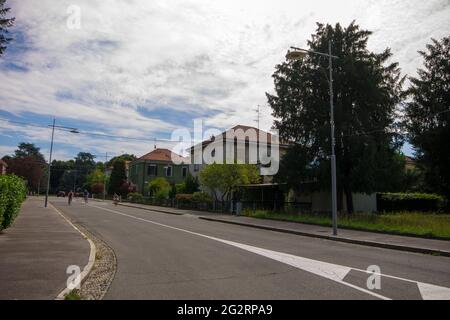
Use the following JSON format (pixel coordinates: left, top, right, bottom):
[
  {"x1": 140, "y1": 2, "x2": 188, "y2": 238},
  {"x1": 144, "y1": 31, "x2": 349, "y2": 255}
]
[
  {"x1": 147, "y1": 164, "x2": 157, "y2": 176},
  {"x1": 194, "y1": 164, "x2": 200, "y2": 172},
  {"x1": 165, "y1": 166, "x2": 172, "y2": 177},
  {"x1": 182, "y1": 167, "x2": 188, "y2": 178}
]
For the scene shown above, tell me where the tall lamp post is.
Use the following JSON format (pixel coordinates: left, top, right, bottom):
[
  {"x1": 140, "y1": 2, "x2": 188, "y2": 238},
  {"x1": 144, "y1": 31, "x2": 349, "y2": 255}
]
[
  {"x1": 44, "y1": 118, "x2": 79, "y2": 208},
  {"x1": 286, "y1": 40, "x2": 339, "y2": 236}
]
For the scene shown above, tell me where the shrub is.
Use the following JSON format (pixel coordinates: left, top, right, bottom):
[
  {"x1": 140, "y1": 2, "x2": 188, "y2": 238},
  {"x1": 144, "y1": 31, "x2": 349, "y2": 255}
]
[
  {"x1": 148, "y1": 178, "x2": 171, "y2": 200},
  {"x1": 377, "y1": 193, "x2": 446, "y2": 212},
  {"x1": 175, "y1": 183, "x2": 186, "y2": 194},
  {"x1": 119, "y1": 181, "x2": 136, "y2": 197},
  {"x1": 0, "y1": 174, "x2": 27, "y2": 230},
  {"x1": 127, "y1": 192, "x2": 144, "y2": 203},
  {"x1": 91, "y1": 182, "x2": 104, "y2": 194},
  {"x1": 192, "y1": 191, "x2": 213, "y2": 203}
]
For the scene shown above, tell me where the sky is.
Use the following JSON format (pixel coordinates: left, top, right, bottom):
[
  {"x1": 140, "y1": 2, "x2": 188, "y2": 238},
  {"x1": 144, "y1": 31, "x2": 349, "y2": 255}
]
[{"x1": 0, "y1": 0, "x2": 449, "y2": 161}]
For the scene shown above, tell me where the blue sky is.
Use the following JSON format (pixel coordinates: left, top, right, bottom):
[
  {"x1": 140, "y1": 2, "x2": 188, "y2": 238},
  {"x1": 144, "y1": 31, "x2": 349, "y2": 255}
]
[{"x1": 1, "y1": 0, "x2": 449, "y2": 161}]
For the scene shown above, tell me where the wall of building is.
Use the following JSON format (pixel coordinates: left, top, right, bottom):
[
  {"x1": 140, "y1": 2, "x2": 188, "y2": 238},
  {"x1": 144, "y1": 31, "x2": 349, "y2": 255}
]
[
  {"x1": 129, "y1": 160, "x2": 189, "y2": 194},
  {"x1": 296, "y1": 191, "x2": 377, "y2": 213}
]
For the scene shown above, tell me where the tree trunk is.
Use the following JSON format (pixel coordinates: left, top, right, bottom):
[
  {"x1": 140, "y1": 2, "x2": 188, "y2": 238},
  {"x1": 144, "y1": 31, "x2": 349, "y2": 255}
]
[
  {"x1": 345, "y1": 188, "x2": 354, "y2": 214},
  {"x1": 337, "y1": 187, "x2": 344, "y2": 213}
]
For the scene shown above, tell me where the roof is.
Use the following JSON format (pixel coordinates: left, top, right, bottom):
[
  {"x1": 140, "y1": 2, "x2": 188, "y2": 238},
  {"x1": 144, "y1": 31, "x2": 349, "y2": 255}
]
[
  {"x1": 136, "y1": 148, "x2": 188, "y2": 163},
  {"x1": 189, "y1": 124, "x2": 292, "y2": 152}
]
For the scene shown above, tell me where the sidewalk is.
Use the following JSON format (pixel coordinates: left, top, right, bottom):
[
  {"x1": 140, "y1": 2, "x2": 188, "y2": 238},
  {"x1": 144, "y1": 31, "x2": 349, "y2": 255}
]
[
  {"x1": 116, "y1": 201, "x2": 450, "y2": 257},
  {"x1": 0, "y1": 197, "x2": 91, "y2": 299}
]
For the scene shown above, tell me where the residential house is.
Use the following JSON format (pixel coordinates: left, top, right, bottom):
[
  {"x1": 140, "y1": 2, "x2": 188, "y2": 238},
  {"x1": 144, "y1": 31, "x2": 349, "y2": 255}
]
[
  {"x1": 188, "y1": 125, "x2": 290, "y2": 207},
  {"x1": 128, "y1": 148, "x2": 189, "y2": 194},
  {"x1": 188, "y1": 124, "x2": 291, "y2": 183}
]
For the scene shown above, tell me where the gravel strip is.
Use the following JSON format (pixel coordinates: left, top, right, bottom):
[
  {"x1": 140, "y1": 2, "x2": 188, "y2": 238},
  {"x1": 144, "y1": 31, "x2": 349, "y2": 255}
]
[
  {"x1": 75, "y1": 223, "x2": 117, "y2": 300},
  {"x1": 52, "y1": 204, "x2": 117, "y2": 300}
]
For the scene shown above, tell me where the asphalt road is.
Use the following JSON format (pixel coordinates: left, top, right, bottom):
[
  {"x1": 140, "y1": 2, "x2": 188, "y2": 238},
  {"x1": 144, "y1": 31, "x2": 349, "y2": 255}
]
[{"x1": 51, "y1": 198, "x2": 450, "y2": 300}]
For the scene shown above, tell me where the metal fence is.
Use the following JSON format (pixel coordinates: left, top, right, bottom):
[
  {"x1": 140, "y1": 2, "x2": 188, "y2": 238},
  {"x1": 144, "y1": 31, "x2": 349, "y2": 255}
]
[{"x1": 122, "y1": 197, "x2": 312, "y2": 215}]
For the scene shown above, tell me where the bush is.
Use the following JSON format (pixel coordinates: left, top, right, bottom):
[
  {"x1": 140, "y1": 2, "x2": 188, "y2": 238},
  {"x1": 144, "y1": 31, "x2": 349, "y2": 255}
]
[
  {"x1": 192, "y1": 191, "x2": 213, "y2": 203},
  {"x1": 120, "y1": 181, "x2": 137, "y2": 197},
  {"x1": 127, "y1": 192, "x2": 144, "y2": 203},
  {"x1": 148, "y1": 178, "x2": 171, "y2": 200},
  {"x1": 175, "y1": 183, "x2": 186, "y2": 194},
  {"x1": 0, "y1": 174, "x2": 27, "y2": 230},
  {"x1": 377, "y1": 192, "x2": 446, "y2": 212}
]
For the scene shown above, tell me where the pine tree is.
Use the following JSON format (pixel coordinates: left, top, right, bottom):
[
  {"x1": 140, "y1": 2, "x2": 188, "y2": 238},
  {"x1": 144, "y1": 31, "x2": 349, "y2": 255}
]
[
  {"x1": 268, "y1": 22, "x2": 405, "y2": 213},
  {"x1": 405, "y1": 36, "x2": 450, "y2": 206},
  {"x1": 0, "y1": 0, "x2": 15, "y2": 55}
]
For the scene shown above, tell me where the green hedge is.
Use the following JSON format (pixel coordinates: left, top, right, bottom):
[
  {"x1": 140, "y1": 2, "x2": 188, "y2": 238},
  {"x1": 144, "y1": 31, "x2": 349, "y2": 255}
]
[
  {"x1": 377, "y1": 193, "x2": 446, "y2": 212},
  {"x1": 127, "y1": 192, "x2": 144, "y2": 203},
  {"x1": 0, "y1": 174, "x2": 27, "y2": 230}
]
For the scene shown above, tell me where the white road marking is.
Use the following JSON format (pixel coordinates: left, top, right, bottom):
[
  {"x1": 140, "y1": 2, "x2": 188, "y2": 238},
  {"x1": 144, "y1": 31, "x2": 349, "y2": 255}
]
[{"x1": 87, "y1": 203, "x2": 450, "y2": 300}]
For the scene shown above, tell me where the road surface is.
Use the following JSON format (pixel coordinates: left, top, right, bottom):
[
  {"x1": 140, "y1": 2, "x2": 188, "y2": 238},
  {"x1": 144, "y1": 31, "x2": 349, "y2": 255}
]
[{"x1": 51, "y1": 198, "x2": 450, "y2": 300}]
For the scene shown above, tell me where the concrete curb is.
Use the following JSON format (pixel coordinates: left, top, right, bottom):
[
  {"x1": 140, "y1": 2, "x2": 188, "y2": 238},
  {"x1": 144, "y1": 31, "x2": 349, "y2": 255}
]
[
  {"x1": 118, "y1": 202, "x2": 184, "y2": 216},
  {"x1": 199, "y1": 216, "x2": 450, "y2": 257},
  {"x1": 50, "y1": 203, "x2": 97, "y2": 300}
]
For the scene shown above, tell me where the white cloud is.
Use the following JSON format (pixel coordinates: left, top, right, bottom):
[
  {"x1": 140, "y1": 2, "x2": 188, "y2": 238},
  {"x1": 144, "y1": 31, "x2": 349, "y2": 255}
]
[{"x1": 1, "y1": 0, "x2": 449, "y2": 153}]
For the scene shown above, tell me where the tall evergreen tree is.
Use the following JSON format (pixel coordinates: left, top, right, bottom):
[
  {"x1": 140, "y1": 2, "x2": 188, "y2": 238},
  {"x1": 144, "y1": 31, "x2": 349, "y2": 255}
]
[
  {"x1": 268, "y1": 22, "x2": 405, "y2": 213},
  {"x1": 108, "y1": 160, "x2": 127, "y2": 195},
  {"x1": 0, "y1": 0, "x2": 14, "y2": 55},
  {"x1": 405, "y1": 36, "x2": 450, "y2": 206}
]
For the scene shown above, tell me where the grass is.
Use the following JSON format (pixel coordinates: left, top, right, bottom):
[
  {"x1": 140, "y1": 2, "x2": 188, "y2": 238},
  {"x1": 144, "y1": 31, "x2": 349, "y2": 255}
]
[
  {"x1": 243, "y1": 210, "x2": 450, "y2": 239},
  {"x1": 64, "y1": 289, "x2": 82, "y2": 300}
]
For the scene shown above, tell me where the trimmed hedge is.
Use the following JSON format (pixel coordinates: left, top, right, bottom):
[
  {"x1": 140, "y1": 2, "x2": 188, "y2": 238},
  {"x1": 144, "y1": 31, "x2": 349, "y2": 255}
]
[
  {"x1": 0, "y1": 174, "x2": 27, "y2": 230},
  {"x1": 192, "y1": 192, "x2": 213, "y2": 203},
  {"x1": 127, "y1": 192, "x2": 144, "y2": 203},
  {"x1": 377, "y1": 192, "x2": 446, "y2": 212}
]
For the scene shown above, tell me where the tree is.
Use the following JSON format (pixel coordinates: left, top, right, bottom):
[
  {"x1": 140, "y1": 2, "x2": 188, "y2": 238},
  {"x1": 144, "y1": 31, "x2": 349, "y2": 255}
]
[
  {"x1": 106, "y1": 154, "x2": 136, "y2": 167},
  {"x1": 108, "y1": 160, "x2": 127, "y2": 195},
  {"x1": 184, "y1": 173, "x2": 200, "y2": 194},
  {"x1": 405, "y1": 36, "x2": 450, "y2": 207},
  {"x1": 74, "y1": 152, "x2": 96, "y2": 188},
  {"x1": 86, "y1": 169, "x2": 106, "y2": 194},
  {"x1": 3, "y1": 143, "x2": 46, "y2": 192},
  {"x1": 267, "y1": 22, "x2": 404, "y2": 213},
  {"x1": 199, "y1": 164, "x2": 260, "y2": 201},
  {"x1": 0, "y1": 0, "x2": 14, "y2": 56},
  {"x1": 14, "y1": 143, "x2": 45, "y2": 162},
  {"x1": 50, "y1": 160, "x2": 74, "y2": 193}
]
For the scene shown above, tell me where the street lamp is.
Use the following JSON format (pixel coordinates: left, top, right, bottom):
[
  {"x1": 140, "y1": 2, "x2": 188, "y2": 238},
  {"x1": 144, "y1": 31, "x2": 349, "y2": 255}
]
[
  {"x1": 44, "y1": 118, "x2": 79, "y2": 208},
  {"x1": 286, "y1": 40, "x2": 339, "y2": 236}
]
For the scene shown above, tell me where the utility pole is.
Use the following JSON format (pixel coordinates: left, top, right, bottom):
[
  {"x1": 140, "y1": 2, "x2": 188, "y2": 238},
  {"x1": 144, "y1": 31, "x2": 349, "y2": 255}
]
[
  {"x1": 44, "y1": 118, "x2": 55, "y2": 208},
  {"x1": 103, "y1": 152, "x2": 108, "y2": 200},
  {"x1": 44, "y1": 118, "x2": 79, "y2": 208},
  {"x1": 254, "y1": 105, "x2": 261, "y2": 131},
  {"x1": 329, "y1": 40, "x2": 338, "y2": 236},
  {"x1": 286, "y1": 40, "x2": 339, "y2": 236}
]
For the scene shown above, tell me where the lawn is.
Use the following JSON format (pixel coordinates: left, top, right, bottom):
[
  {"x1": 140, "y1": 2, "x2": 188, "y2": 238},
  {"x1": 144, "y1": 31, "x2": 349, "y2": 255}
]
[{"x1": 243, "y1": 210, "x2": 450, "y2": 239}]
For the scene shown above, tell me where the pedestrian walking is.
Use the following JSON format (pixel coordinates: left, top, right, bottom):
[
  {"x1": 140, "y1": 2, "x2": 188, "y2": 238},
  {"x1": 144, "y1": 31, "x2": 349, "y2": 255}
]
[
  {"x1": 68, "y1": 190, "x2": 74, "y2": 205},
  {"x1": 83, "y1": 189, "x2": 89, "y2": 204}
]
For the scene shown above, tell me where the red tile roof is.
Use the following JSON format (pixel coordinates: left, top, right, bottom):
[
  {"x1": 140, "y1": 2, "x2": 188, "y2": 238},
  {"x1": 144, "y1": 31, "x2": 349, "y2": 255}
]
[{"x1": 137, "y1": 148, "x2": 187, "y2": 163}]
